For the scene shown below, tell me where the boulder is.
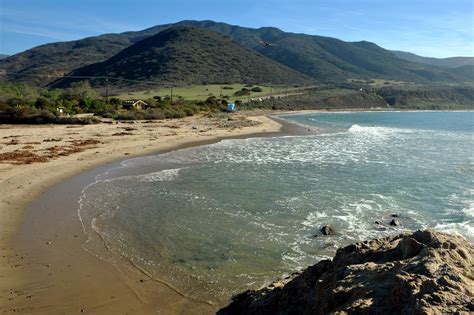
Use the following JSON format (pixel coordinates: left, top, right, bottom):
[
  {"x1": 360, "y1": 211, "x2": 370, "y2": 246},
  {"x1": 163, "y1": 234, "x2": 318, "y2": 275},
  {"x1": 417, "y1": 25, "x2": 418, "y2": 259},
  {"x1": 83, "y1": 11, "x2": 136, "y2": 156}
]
[
  {"x1": 389, "y1": 218, "x2": 401, "y2": 226},
  {"x1": 321, "y1": 225, "x2": 334, "y2": 236},
  {"x1": 218, "y1": 230, "x2": 473, "y2": 314}
]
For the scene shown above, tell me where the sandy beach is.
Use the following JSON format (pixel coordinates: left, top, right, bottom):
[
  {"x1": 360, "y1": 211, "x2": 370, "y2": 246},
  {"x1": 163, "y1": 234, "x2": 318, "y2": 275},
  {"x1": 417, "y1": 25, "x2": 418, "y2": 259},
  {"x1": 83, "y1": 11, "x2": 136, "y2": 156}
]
[{"x1": 0, "y1": 112, "x2": 283, "y2": 314}]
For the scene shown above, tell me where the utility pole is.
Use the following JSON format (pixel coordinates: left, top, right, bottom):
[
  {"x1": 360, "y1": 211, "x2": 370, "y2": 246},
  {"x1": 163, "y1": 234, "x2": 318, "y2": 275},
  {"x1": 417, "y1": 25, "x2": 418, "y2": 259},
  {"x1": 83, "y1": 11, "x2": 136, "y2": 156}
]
[{"x1": 105, "y1": 78, "x2": 109, "y2": 105}]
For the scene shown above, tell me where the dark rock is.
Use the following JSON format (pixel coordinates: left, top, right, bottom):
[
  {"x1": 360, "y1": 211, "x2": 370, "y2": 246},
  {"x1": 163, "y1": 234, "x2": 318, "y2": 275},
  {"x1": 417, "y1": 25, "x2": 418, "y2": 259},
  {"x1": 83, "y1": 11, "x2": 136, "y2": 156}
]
[
  {"x1": 399, "y1": 236, "x2": 424, "y2": 259},
  {"x1": 389, "y1": 218, "x2": 401, "y2": 226},
  {"x1": 374, "y1": 221, "x2": 387, "y2": 230},
  {"x1": 321, "y1": 225, "x2": 334, "y2": 235},
  {"x1": 390, "y1": 214, "x2": 400, "y2": 218},
  {"x1": 217, "y1": 230, "x2": 473, "y2": 315}
]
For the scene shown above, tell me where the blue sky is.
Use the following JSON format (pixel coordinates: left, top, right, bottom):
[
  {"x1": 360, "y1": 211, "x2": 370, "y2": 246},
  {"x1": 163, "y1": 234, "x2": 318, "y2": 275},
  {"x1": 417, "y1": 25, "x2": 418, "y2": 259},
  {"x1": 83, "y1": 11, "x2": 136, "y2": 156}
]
[{"x1": 1, "y1": 0, "x2": 473, "y2": 57}]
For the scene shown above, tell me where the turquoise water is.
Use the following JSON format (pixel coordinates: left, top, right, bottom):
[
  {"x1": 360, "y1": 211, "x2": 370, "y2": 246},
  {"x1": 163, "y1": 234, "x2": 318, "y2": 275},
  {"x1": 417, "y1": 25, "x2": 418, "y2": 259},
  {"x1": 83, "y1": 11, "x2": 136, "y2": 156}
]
[{"x1": 78, "y1": 111, "x2": 473, "y2": 302}]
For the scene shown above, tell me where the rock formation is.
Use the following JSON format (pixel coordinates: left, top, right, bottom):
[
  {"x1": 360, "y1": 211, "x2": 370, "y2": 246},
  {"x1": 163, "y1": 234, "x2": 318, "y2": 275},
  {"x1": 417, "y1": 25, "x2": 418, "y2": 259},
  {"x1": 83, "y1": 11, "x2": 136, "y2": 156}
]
[
  {"x1": 321, "y1": 225, "x2": 334, "y2": 235},
  {"x1": 218, "y1": 230, "x2": 473, "y2": 314}
]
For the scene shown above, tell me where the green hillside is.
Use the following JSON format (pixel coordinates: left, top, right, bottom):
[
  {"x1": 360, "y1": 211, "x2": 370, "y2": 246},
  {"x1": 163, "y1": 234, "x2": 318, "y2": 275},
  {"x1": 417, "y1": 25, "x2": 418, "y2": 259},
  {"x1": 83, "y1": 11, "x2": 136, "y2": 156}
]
[
  {"x1": 0, "y1": 34, "x2": 132, "y2": 86},
  {"x1": 390, "y1": 50, "x2": 474, "y2": 68},
  {"x1": 1, "y1": 20, "x2": 473, "y2": 87},
  {"x1": 51, "y1": 27, "x2": 312, "y2": 89},
  {"x1": 173, "y1": 21, "x2": 469, "y2": 83}
]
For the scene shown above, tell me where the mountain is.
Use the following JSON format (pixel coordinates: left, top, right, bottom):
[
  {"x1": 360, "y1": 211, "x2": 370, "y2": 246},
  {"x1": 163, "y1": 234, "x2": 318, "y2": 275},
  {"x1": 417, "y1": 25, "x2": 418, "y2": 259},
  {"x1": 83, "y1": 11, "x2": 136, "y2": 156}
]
[
  {"x1": 0, "y1": 21, "x2": 180, "y2": 86},
  {"x1": 2, "y1": 20, "x2": 473, "y2": 87},
  {"x1": 51, "y1": 27, "x2": 312, "y2": 89},
  {"x1": 390, "y1": 50, "x2": 474, "y2": 68},
  {"x1": 165, "y1": 21, "x2": 472, "y2": 83},
  {"x1": 0, "y1": 54, "x2": 9, "y2": 60},
  {"x1": 0, "y1": 34, "x2": 133, "y2": 86},
  {"x1": 449, "y1": 65, "x2": 474, "y2": 79}
]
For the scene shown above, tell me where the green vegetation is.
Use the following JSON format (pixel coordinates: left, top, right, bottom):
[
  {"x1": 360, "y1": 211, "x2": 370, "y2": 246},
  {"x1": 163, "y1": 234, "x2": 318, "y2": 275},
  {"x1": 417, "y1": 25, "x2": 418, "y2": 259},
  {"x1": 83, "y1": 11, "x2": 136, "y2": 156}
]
[
  {"x1": 1, "y1": 80, "x2": 472, "y2": 124},
  {"x1": 52, "y1": 27, "x2": 312, "y2": 89},
  {"x1": 117, "y1": 84, "x2": 290, "y2": 101},
  {"x1": 0, "y1": 82, "x2": 232, "y2": 124},
  {"x1": 0, "y1": 82, "x2": 113, "y2": 123},
  {"x1": 239, "y1": 85, "x2": 474, "y2": 111},
  {"x1": 0, "y1": 34, "x2": 133, "y2": 86},
  {"x1": 2, "y1": 20, "x2": 472, "y2": 89},
  {"x1": 377, "y1": 86, "x2": 474, "y2": 109},
  {"x1": 390, "y1": 51, "x2": 474, "y2": 68}
]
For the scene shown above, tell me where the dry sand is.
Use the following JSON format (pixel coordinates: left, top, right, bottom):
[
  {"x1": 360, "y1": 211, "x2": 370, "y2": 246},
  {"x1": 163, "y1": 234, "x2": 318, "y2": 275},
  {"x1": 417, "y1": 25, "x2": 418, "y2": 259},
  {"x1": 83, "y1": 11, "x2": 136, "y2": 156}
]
[{"x1": 0, "y1": 112, "x2": 282, "y2": 314}]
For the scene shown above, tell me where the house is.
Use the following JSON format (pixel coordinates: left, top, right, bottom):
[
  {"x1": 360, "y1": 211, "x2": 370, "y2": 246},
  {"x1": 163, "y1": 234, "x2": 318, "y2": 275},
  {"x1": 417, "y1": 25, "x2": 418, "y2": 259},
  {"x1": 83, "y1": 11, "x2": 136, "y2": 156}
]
[{"x1": 122, "y1": 100, "x2": 149, "y2": 110}]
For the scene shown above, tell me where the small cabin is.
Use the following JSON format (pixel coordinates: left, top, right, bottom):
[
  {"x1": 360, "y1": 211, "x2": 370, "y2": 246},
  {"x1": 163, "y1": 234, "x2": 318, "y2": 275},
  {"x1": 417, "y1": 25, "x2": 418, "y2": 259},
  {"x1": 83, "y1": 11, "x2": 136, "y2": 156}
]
[{"x1": 123, "y1": 100, "x2": 149, "y2": 110}]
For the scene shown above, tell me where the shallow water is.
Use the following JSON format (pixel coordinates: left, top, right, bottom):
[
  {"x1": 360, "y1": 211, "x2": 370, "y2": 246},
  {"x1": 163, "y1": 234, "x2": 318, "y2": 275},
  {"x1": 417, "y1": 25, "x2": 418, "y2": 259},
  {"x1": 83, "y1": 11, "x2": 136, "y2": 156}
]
[{"x1": 78, "y1": 111, "x2": 473, "y2": 302}]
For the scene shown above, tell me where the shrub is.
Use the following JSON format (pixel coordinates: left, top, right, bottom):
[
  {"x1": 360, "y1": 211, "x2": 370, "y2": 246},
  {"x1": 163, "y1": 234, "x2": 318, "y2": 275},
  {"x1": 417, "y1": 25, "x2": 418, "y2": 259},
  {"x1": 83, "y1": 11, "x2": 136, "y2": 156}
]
[
  {"x1": 234, "y1": 90, "x2": 251, "y2": 96},
  {"x1": 114, "y1": 111, "x2": 144, "y2": 120},
  {"x1": 143, "y1": 110, "x2": 166, "y2": 120},
  {"x1": 251, "y1": 87, "x2": 263, "y2": 92},
  {"x1": 165, "y1": 109, "x2": 186, "y2": 119},
  {"x1": 183, "y1": 108, "x2": 195, "y2": 116}
]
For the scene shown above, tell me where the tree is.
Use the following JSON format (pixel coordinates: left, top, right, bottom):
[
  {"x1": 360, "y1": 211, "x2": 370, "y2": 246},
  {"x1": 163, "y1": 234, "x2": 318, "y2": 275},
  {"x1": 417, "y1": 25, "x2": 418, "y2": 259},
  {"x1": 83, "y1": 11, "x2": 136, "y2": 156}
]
[
  {"x1": 66, "y1": 81, "x2": 98, "y2": 100},
  {"x1": 34, "y1": 97, "x2": 50, "y2": 110}
]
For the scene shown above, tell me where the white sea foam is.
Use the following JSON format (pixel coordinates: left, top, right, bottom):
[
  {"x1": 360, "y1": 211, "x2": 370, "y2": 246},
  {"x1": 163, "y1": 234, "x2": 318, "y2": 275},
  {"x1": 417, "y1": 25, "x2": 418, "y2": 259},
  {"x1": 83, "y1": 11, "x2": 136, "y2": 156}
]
[
  {"x1": 463, "y1": 204, "x2": 474, "y2": 218},
  {"x1": 435, "y1": 222, "x2": 474, "y2": 242},
  {"x1": 301, "y1": 212, "x2": 328, "y2": 227},
  {"x1": 137, "y1": 168, "x2": 185, "y2": 182},
  {"x1": 348, "y1": 124, "x2": 411, "y2": 136}
]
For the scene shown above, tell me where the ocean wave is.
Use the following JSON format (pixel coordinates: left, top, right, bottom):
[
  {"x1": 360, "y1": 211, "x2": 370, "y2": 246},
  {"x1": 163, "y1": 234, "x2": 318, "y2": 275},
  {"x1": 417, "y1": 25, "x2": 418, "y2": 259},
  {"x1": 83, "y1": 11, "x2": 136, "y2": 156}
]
[
  {"x1": 137, "y1": 168, "x2": 185, "y2": 182},
  {"x1": 462, "y1": 203, "x2": 474, "y2": 218},
  {"x1": 348, "y1": 124, "x2": 412, "y2": 135},
  {"x1": 434, "y1": 221, "x2": 474, "y2": 242}
]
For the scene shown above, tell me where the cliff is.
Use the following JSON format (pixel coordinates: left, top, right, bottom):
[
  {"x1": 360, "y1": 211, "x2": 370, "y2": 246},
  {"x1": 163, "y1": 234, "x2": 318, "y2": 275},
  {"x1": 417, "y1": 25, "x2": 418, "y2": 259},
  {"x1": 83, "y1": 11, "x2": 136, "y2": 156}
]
[{"x1": 218, "y1": 230, "x2": 473, "y2": 314}]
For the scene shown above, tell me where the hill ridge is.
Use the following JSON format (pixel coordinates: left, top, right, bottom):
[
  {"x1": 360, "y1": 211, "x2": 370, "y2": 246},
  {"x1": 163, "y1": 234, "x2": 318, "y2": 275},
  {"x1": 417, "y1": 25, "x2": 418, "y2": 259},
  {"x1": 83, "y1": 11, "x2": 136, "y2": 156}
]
[
  {"x1": 2, "y1": 20, "x2": 473, "y2": 87},
  {"x1": 51, "y1": 26, "x2": 313, "y2": 89}
]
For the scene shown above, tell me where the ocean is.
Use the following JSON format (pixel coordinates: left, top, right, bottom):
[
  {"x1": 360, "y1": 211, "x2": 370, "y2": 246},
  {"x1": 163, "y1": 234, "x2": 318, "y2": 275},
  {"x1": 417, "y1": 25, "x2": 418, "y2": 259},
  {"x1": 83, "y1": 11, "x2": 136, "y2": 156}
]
[{"x1": 77, "y1": 111, "x2": 473, "y2": 302}]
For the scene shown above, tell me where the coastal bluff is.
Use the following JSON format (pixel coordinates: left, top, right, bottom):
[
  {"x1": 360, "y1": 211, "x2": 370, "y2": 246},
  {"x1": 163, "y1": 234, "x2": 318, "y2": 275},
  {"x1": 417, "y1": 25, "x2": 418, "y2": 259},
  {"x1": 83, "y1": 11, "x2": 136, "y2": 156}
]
[{"x1": 218, "y1": 230, "x2": 473, "y2": 314}]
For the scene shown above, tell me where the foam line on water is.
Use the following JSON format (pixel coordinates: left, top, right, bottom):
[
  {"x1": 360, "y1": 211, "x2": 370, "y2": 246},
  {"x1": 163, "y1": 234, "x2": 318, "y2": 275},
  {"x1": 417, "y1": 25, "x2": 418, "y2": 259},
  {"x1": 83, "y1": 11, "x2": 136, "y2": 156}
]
[{"x1": 137, "y1": 168, "x2": 185, "y2": 182}]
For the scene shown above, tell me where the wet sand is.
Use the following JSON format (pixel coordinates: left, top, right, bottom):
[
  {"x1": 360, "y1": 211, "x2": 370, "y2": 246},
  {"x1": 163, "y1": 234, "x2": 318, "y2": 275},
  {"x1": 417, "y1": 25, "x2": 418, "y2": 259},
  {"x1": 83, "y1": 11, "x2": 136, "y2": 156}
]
[{"x1": 0, "y1": 112, "x2": 290, "y2": 314}]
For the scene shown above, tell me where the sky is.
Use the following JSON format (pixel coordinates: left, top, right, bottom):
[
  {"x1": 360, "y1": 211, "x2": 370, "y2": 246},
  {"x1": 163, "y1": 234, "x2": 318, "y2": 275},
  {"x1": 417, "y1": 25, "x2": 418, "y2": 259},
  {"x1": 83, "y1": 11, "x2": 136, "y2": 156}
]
[{"x1": 0, "y1": 0, "x2": 473, "y2": 58}]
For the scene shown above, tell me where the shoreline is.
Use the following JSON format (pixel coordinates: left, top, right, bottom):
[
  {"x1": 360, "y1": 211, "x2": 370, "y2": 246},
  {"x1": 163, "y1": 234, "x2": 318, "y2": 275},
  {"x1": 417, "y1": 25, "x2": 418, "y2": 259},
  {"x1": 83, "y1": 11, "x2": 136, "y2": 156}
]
[
  {"x1": 2, "y1": 109, "x2": 470, "y2": 313},
  {"x1": 0, "y1": 112, "x2": 293, "y2": 314},
  {"x1": 274, "y1": 108, "x2": 474, "y2": 117}
]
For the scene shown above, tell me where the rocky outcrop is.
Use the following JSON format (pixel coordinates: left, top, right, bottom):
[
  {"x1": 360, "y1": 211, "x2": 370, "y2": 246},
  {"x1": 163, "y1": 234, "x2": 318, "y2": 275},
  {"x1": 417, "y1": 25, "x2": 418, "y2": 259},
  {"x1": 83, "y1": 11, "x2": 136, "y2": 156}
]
[
  {"x1": 321, "y1": 225, "x2": 334, "y2": 236},
  {"x1": 218, "y1": 230, "x2": 473, "y2": 314}
]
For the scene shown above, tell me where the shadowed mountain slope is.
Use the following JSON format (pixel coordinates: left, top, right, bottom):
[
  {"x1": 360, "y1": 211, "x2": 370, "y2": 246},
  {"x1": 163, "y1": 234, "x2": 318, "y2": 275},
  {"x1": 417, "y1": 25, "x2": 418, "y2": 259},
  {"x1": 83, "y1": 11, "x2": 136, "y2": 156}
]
[
  {"x1": 51, "y1": 27, "x2": 313, "y2": 89},
  {"x1": 2, "y1": 20, "x2": 472, "y2": 86}
]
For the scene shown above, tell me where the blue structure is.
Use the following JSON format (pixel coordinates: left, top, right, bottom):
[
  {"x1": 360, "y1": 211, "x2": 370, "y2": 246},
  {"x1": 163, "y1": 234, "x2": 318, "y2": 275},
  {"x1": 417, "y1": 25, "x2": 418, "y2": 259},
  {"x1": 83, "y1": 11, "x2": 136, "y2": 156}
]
[{"x1": 226, "y1": 103, "x2": 236, "y2": 112}]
